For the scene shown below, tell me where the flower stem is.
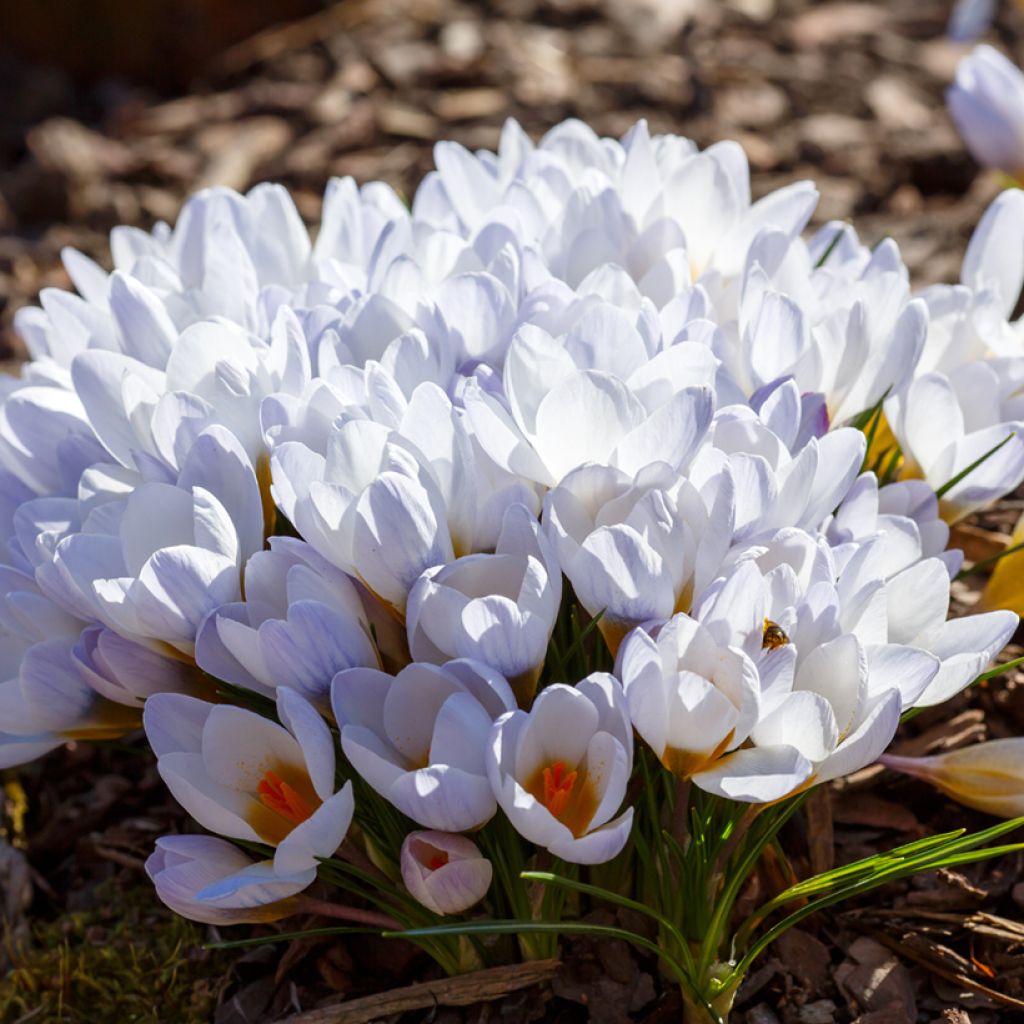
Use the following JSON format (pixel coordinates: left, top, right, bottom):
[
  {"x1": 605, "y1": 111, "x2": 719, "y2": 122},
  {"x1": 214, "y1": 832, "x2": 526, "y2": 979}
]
[{"x1": 294, "y1": 895, "x2": 401, "y2": 930}]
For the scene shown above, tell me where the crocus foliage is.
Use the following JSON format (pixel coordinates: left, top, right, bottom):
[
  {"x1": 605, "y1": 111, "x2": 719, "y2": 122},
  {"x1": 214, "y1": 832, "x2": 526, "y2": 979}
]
[{"x1": 5, "y1": 120, "x2": 1024, "y2": 1021}]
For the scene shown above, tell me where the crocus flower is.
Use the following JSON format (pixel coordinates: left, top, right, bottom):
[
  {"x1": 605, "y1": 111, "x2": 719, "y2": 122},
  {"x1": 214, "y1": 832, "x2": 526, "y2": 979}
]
[
  {"x1": 0, "y1": 633, "x2": 141, "y2": 768},
  {"x1": 146, "y1": 834, "x2": 311, "y2": 925},
  {"x1": 948, "y1": 46, "x2": 1024, "y2": 182},
  {"x1": 400, "y1": 831, "x2": 493, "y2": 915},
  {"x1": 195, "y1": 538, "x2": 379, "y2": 705},
  {"x1": 406, "y1": 503, "x2": 561, "y2": 704},
  {"x1": 486, "y1": 673, "x2": 634, "y2": 863},
  {"x1": 881, "y1": 740, "x2": 1024, "y2": 818},
  {"x1": 825, "y1": 474, "x2": 957, "y2": 578},
  {"x1": 886, "y1": 372, "x2": 1024, "y2": 522},
  {"x1": 464, "y1": 323, "x2": 714, "y2": 489},
  {"x1": 0, "y1": 565, "x2": 142, "y2": 767},
  {"x1": 73, "y1": 624, "x2": 211, "y2": 705},
  {"x1": 271, "y1": 395, "x2": 475, "y2": 616},
  {"x1": 544, "y1": 462, "x2": 730, "y2": 653},
  {"x1": 332, "y1": 660, "x2": 516, "y2": 831},
  {"x1": 50, "y1": 425, "x2": 264, "y2": 655},
  {"x1": 618, "y1": 613, "x2": 761, "y2": 782},
  {"x1": 144, "y1": 687, "x2": 354, "y2": 876}
]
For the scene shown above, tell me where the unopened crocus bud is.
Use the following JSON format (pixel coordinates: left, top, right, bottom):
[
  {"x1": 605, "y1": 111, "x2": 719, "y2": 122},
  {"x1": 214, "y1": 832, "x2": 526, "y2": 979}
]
[
  {"x1": 947, "y1": 46, "x2": 1024, "y2": 182},
  {"x1": 881, "y1": 739, "x2": 1024, "y2": 818},
  {"x1": 146, "y1": 835, "x2": 311, "y2": 924},
  {"x1": 400, "y1": 831, "x2": 492, "y2": 915}
]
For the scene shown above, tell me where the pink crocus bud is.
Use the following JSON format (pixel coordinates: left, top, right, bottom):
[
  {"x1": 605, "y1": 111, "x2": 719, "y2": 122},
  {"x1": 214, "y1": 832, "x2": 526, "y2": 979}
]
[
  {"x1": 400, "y1": 831, "x2": 492, "y2": 915},
  {"x1": 881, "y1": 739, "x2": 1024, "y2": 819}
]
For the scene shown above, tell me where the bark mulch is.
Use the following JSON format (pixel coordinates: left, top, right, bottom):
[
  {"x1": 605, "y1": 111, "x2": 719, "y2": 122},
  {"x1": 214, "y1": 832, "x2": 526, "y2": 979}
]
[{"x1": 3, "y1": 1, "x2": 1024, "y2": 1021}]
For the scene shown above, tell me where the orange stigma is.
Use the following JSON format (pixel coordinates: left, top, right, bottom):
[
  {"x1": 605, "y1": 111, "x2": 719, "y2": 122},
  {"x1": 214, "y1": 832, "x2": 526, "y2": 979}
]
[
  {"x1": 542, "y1": 761, "x2": 578, "y2": 819},
  {"x1": 525, "y1": 758, "x2": 599, "y2": 838},
  {"x1": 426, "y1": 851, "x2": 450, "y2": 871},
  {"x1": 257, "y1": 769, "x2": 314, "y2": 826}
]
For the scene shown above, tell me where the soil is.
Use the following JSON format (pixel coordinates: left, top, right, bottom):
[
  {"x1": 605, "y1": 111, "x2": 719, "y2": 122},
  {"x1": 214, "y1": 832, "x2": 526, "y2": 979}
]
[{"x1": 3, "y1": 0, "x2": 1024, "y2": 1021}]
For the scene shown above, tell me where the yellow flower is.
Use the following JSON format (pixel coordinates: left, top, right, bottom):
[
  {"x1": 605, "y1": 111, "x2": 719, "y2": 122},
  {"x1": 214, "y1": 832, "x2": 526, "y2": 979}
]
[{"x1": 881, "y1": 739, "x2": 1024, "y2": 818}]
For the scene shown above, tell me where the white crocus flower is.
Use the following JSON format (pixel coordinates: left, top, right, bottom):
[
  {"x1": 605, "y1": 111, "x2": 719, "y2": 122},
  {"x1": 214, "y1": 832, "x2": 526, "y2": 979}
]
[
  {"x1": 465, "y1": 323, "x2": 714, "y2": 488},
  {"x1": 487, "y1": 673, "x2": 634, "y2": 864},
  {"x1": 332, "y1": 660, "x2": 516, "y2": 832},
  {"x1": 918, "y1": 191, "x2": 1024, "y2": 378},
  {"x1": 195, "y1": 538, "x2": 379, "y2": 706},
  {"x1": 544, "y1": 462, "x2": 731, "y2": 653},
  {"x1": 14, "y1": 185, "x2": 317, "y2": 369},
  {"x1": 406, "y1": 504, "x2": 561, "y2": 706},
  {"x1": 73, "y1": 624, "x2": 210, "y2": 706},
  {"x1": 0, "y1": 566, "x2": 142, "y2": 767},
  {"x1": 418, "y1": 119, "x2": 817, "y2": 293},
  {"x1": 147, "y1": 834, "x2": 312, "y2": 925},
  {"x1": 271, "y1": 381, "x2": 534, "y2": 615},
  {"x1": 712, "y1": 228, "x2": 927, "y2": 425},
  {"x1": 50, "y1": 425, "x2": 263, "y2": 655},
  {"x1": 682, "y1": 558, "x2": 913, "y2": 800},
  {"x1": 948, "y1": 46, "x2": 1024, "y2": 181},
  {"x1": 689, "y1": 397, "x2": 866, "y2": 543},
  {"x1": 886, "y1": 371, "x2": 1024, "y2": 522},
  {"x1": 618, "y1": 613, "x2": 762, "y2": 782},
  {"x1": 145, "y1": 687, "x2": 354, "y2": 877},
  {"x1": 825, "y1": 473, "x2": 957, "y2": 578},
  {"x1": 0, "y1": 377, "x2": 101, "y2": 499}
]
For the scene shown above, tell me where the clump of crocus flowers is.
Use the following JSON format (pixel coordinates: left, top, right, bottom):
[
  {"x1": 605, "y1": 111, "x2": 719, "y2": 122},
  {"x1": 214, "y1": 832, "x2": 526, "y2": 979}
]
[{"x1": 6, "y1": 119, "x2": 1024, "y2": 1021}]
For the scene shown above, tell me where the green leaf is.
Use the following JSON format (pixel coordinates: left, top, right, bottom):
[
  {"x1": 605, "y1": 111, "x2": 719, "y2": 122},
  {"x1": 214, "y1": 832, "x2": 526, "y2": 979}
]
[
  {"x1": 520, "y1": 871, "x2": 695, "y2": 973},
  {"x1": 935, "y1": 432, "x2": 1015, "y2": 499},
  {"x1": 955, "y1": 540, "x2": 1024, "y2": 580},
  {"x1": 814, "y1": 225, "x2": 848, "y2": 269},
  {"x1": 728, "y1": 817, "x2": 1024, "y2": 984},
  {"x1": 205, "y1": 925, "x2": 376, "y2": 950}
]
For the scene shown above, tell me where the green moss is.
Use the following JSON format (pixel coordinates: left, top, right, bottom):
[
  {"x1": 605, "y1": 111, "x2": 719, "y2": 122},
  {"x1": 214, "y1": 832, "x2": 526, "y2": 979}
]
[{"x1": 1, "y1": 877, "x2": 232, "y2": 1024}]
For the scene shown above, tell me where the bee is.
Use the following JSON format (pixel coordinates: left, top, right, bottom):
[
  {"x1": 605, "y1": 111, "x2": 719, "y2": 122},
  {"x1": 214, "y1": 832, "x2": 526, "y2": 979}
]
[{"x1": 762, "y1": 619, "x2": 790, "y2": 651}]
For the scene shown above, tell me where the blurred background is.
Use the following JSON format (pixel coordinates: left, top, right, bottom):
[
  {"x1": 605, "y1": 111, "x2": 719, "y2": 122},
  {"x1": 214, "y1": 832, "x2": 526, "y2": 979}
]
[{"x1": 2, "y1": 0, "x2": 1024, "y2": 363}]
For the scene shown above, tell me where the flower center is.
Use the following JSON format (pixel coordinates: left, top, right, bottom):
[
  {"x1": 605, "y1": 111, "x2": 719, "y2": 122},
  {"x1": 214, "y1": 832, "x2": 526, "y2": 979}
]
[
  {"x1": 542, "y1": 761, "x2": 578, "y2": 818},
  {"x1": 525, "y1": 759, "x2": 599, "y2": 838},
  {"x1": 257, "y1": 769, "x2": 315, "y2": 826},
  {"x1": 427, "y1": 851, "x2": 450, "y2": 871}
]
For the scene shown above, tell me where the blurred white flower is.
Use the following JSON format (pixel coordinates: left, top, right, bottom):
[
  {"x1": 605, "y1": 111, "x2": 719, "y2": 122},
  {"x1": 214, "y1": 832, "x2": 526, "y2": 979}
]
[
  {"x1": 948, "y1": 46, "x2": 1024, "y2": 180},
  {"x1": 948, "y1": 0, "x2": 997, "y2": 42}
]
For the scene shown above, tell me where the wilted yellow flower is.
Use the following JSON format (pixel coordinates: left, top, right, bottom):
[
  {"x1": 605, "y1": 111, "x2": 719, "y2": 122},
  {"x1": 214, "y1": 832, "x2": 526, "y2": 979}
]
[{"x1": 881, "y1": 739, "x2": 1024, "y2": 818}]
